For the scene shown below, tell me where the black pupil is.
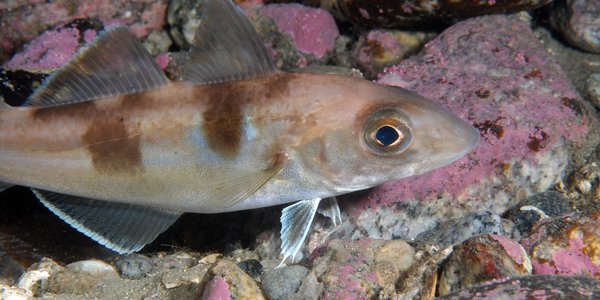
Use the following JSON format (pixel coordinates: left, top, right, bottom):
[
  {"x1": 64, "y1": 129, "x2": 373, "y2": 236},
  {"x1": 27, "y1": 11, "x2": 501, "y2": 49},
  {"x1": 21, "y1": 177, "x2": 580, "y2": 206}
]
[{"x1": 375, "y1": 125, "x2": 399, "y2": 146}]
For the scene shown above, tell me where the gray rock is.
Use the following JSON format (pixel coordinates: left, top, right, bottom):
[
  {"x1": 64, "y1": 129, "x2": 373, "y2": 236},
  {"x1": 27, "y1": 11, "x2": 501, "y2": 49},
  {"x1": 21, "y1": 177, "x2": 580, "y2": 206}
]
[
  {"x1": 167, "y1": 0, "x2": 203, "y2": 48},
  {"x1": 114, "y1": 254, "x2": 154, "y2": 279},
  {"x1": 142, "y1": 30, "x2": 173, "y2": 56},
  {"x1": 414, "y1": 211, "x2": 520, "y2": 247},
  {"x1": 261, "y1": 265, "x2": 309, "y2": 300},
  {"x1": 587, "y1": 73, "x2": 600, "y2": 109},
  {"x1": 290, "y1": 271, "x2": 322, "y2": 300},
  {"x1": 551, "y1": 0, "x2": 600, "y2": 54},
  {"x1": 439, "y1": 275, "x2": 600, "y2": 299},
  {"x1": 237, "y1": 259, "x2": 263, "y2": 279},
  {"x1": 504, "y1": 191, "x2": 574, "y2": 235}
]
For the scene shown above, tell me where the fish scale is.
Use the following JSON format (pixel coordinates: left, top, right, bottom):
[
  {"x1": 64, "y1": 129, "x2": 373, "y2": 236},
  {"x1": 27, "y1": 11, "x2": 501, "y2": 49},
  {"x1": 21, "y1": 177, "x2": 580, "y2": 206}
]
[{"x1": 0, "y1": 0, "x2": 478, "y2": 264}]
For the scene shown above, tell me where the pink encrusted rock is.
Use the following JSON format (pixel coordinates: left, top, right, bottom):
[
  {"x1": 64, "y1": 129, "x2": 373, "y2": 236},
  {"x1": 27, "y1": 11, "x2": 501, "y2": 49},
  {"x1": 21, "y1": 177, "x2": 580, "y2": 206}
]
[
  {"x1": 312, "y1": 239, "x2": 415, "y2": 299},
  {"x1": 438, "y1": 234, "x2": 532, "y2": 296},
  {"x1": 201, "y1": 275, "x2": 232, "y2": 300},
  {"x1": 520, "y1": 212, "x2": 600, "y2": 278},
  {"x1": 3, "y1": 26, "x2": 91, "y2": 73},
  {"x1": 338, "y1": 14, "x2": 595, "y2": 243},
  {"x1": 3, "y1": 24, "x2": 170, "y2": 74},
  {"x1": 259, "y1": 4, "x2": 339, "y2": 61},
  {"x1": 0, "y1": 0, "x2": 167, "y2": 61},
  {"x1": 438, "y1": 275, "x2": 600, "y2": 299}
]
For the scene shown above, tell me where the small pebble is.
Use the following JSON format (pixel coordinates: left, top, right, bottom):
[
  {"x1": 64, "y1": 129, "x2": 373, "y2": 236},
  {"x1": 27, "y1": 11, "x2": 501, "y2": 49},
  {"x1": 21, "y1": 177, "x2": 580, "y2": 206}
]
[
  {"x1": 414, "y1": 211, "x2": 520, "y2": 248},
  {"x1": 261, "y1": 265, "x2": 308, "y2": 300},
  {"x1": 236, "y1": 259, "x2": 263, "y2": 279},
  {"x1": 521, "y1": 212, "x2": 600, "y2": 277},
  {"x1": 208, "y1": 260, "x2": 264, "y2": 299},
  {"x1": 63, "y1": 259, "x2": 117, "y2": 276},
  {"x1": 354, "y1": 29, "x2": 435, "y2": 77},
  {"x1": 17, "y1": 258, "x2": 62, "y2": 297},
  {"x1": 504, "y1": 191, "x2": 573, "y2": 235},
  {"x1": 142, "y1": 30, "x2": 173, "y2": 56},
  {"x1": 0, "y1": 284, "x2": 31, "y2": 300},
  {"x1": 200, "y1": 275, "x2": 231, "y2": 300},
  {"x1": 114, "y1": 254, "x2": 154, "y2": 279},
  {"x1": 437, "y1": 234, "x2": 532, "y2": 296},
  {"x1": 439, "y1": 275, "x2": 600, "y2": 299}
]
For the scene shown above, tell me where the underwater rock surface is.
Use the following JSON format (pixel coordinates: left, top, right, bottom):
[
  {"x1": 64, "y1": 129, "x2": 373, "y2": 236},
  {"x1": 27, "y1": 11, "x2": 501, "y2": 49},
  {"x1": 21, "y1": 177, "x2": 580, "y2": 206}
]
[
  {"x1": 437, "y1": 234, "x2": 532, "y2": 296},
  {"x1": 2, "y1": 0, "x2": 600, "y2": 299},
  {"x1": 0, "y1": 0, "x2": 167, "y2": 62},
  {"x1": 319, "y1": 0, "x2": 553, "y2": 27},
  {"x1": 520, "y1": 212, "x2": 600, "y2": 278},
  {"x1": 438, "y1": 275, "x2": 600, "y2": 299},
  {"x1": 550, "y1": 0, "x2": 600, "y2": 54}
]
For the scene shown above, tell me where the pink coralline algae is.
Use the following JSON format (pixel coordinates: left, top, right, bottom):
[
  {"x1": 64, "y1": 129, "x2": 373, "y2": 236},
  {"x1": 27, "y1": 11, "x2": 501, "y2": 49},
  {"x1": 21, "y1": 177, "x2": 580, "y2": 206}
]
[
  {"x1": 438, "y1": 275, "x2": 600, "y2": 299},
  {"x1": 521, "y1": 213, "x2": 600, "y2": 278},
  {"x1": 340, "y1": 14, "x2": 594, "y2": 241},
  {"x1": 3, "y1": 27, "x2": 88, "y2": 72},
  {"x1": 259, "y1": 4, "x2": 339, "y2": 59},
  {"x1": 201, "y1": 276, "x2": 232, "y2": 300},
  {"x1": 4, "y1": 25, "x2": 168, "y2": 73},
  {"x1": 0, "y1": 0, "x2": 167, "y2": 60},
  {"x1": 312, "y1": 239, "x2": 415, "y2": 299}
]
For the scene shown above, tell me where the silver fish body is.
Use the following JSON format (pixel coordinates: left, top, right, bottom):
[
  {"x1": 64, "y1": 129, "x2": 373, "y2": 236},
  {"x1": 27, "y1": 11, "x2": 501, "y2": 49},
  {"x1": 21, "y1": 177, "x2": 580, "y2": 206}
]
[{"x1": 0, "y1": 0, "x2": 478, "y2": 261}]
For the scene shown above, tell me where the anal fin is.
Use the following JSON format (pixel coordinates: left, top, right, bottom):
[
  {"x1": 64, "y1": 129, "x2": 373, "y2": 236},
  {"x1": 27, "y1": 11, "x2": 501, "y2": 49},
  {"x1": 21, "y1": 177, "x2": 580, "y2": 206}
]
[
  {"x1": 278, "y1": 198, "x2": 321, "y2": 267},
  {"x1": 32, "y1": 189, "x2": 181, "y2": 254}
]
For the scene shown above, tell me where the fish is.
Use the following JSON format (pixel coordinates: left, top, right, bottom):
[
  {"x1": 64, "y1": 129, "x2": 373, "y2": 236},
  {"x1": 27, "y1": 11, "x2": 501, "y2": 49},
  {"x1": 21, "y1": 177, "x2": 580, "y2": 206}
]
[{"x1": 0, "y1": 0, "x2": 479, "y2": 264}]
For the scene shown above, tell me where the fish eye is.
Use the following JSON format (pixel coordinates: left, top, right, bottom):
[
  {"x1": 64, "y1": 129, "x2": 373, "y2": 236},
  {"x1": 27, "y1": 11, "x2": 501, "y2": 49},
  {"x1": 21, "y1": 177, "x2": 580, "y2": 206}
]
[
  {"x1": 375, "y1": 125, "x2": 400, "y2": 146},
  {"x1": 363, "y1": 108, "x2": 413, "y2": 156}
]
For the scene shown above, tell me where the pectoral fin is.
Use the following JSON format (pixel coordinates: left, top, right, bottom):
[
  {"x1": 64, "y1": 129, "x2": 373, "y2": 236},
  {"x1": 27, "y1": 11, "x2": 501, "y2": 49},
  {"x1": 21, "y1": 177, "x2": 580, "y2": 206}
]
[
  {"x1": 32, "y1": 189, "x2": 181, "y2": 254},
  {"x1": 278, "y1": 198, "x2": 321, "y2": 267},
  {"x1": 202, "y1": 155, "x2": 286, "y2": 209},
  {"x1": 317, "y1": 197, "x2": 342, "y2": 226}
]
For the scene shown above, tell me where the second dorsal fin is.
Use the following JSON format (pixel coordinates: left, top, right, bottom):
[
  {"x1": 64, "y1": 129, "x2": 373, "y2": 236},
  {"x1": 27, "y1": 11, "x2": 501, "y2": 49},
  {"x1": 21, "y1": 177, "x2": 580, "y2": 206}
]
[
  {"x1": 26, "y1": 27, "x2": 169, "y2": 107},
  {"x1": 181, "y1": 0, "x2": 277, "y2": 84}
]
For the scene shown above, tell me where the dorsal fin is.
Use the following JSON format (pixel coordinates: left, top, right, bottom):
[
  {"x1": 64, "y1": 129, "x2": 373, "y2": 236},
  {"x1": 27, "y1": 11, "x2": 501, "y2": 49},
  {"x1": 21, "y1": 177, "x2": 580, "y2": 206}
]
[
  {"x1": 181, "y1": 0, "x2": 277, "y2": 84},
  {"x1": 26, "y1": 27, "x2": 169, "y2": 107}
]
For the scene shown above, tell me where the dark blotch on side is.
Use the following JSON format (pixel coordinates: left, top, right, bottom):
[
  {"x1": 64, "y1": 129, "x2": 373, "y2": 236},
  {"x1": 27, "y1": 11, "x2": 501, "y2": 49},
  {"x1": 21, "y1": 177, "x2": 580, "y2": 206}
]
[
  {"x1": 201, "y1": 87, "x2": 244, "y2": 159},
  {"x1": 31, "y1": 96, "x2": 144, "y2": 174},
  {"x1": 82, "y1": 116, "x2": 142, "y2": 174},
  {"x1": 199, "y1": 73, "x2": 293, "y2": 159}
]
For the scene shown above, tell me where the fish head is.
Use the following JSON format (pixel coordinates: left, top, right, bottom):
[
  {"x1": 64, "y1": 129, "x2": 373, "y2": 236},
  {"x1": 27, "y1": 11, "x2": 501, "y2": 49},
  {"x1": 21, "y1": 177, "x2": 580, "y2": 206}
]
[{"x1": 294, "y1": 76, "x2": 480, "y2": 192}]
